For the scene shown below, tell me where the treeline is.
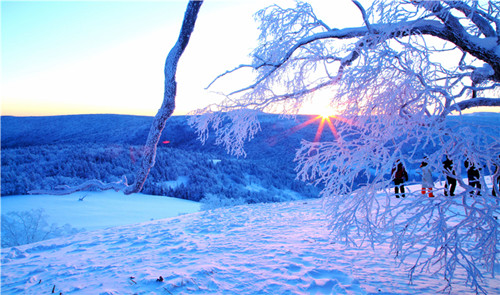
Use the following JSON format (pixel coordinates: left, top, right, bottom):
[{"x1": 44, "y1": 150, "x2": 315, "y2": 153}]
[
  {"x1": 1, "y1": 143, "x2": 319, "y2": 203},
  {"x1": 4, "y1": 113, "x2": 496, "y2": 203}
]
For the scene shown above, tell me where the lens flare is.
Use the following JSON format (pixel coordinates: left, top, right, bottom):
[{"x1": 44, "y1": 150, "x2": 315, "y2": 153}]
[{"x1": 267, "y1": 114, "x2": 344, "y2": 146}]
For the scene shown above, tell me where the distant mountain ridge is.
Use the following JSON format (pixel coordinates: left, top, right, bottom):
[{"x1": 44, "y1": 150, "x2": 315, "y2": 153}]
[
  {"x1": 1, "y1": 114, "x2": 332, "y2": 159},
  {"x1": 1, "y1": 114, "x2": 328, "y2": 200},
  {"x1": 2, "y1": 113, "x2": 499, "y2": 201}
]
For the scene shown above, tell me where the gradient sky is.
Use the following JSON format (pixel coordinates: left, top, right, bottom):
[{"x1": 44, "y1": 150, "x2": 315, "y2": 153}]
[
  {"x1": 1, "y1": 0, "x2": 251, "y2": 116},
  {"x1": 1, "y1": 0, "x2": 366, "y2": 117},
  {"x1": 16, "y1": 1, "x2": 500, "y2": 118}
]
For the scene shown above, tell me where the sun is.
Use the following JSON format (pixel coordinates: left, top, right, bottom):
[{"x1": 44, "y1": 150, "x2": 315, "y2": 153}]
[
  {"x1": 319, "y1": 111, "x2": 331, "y2": 119},
  {"x1": 318, "y1": 109, "x2": 335, "y2": 119}
]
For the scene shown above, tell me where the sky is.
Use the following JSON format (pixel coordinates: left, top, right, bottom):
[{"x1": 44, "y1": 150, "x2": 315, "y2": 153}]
[
  {"x1": 1, "y1": 0, "x2": 363, "y2": 117},
  {"x1": 1, "y1": 0, "x2": 255, "y2": 116},
  {"x1": 2, "y1": 0, "x2": 495, "y2": 117}
]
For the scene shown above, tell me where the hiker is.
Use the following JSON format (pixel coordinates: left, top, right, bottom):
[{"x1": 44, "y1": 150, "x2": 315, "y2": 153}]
[
  {"x1": 443, "y1": 156, "x2": 456, "y2": 196},
  {"x1": 392, "y1": 160, "x2": 408, "y2": 198},
  {"x1": 492, "y1": 156, "x2": 500, "y2": 197},
  {"x1": 420, "y1": 159, "x2": 434, "y2": 197},
  {"x1": 464, "y1": 158, "x2": 482, "y2": 196}
]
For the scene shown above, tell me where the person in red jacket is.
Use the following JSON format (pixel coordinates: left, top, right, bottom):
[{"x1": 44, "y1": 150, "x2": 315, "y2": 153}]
[{"x1": 392, "y1": 160, "x2": 408, "y2": 198}]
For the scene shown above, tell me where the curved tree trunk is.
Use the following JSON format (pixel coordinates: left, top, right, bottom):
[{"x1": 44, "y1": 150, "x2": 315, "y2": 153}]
[
  {"x1": 29, "y1": 0, "x2": 203, "y2": 196},
  {"x1": 124, "y1": 0, "x2": 203, "y2": 194}
]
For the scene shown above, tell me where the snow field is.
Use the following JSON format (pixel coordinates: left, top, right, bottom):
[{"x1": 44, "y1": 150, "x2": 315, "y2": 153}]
[
  {"x1": 1, "y1": 191, "x2": 201, "y2": 231},
  {"x1": 2, "y1": 194, "x2": 498, "y2": 294}
]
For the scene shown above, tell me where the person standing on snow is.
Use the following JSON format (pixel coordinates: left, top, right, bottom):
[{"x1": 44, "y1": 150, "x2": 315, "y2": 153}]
[
  {"x1": 420, "y1": 159, "x2": 434, "y2": 198},
  {"x1": 464, "y1": 158, "x2": 482, "y2": 196},
  {"x1": 492, "y1": 156, "x2": 500, "y2": 197},
  {"x1": 443, "y1": 156, "x2": 456, "y2": 196},
  {"x1": 392, "y1": 160, "x2": 408, "y2": 198}
]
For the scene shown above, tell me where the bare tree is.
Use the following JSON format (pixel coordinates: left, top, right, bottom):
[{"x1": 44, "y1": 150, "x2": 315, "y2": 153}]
[
  {"x1": 190, "y1": 1, "x2": 500, "y2": 293},
  {"x1": 30, "y1": 0, "x2": 204, "y2": 195}
]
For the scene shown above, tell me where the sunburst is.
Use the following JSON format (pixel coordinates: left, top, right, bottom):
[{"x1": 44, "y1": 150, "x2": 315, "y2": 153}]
[{"x1": 267, "y1": 114, "x2": 342, "y2": 147}]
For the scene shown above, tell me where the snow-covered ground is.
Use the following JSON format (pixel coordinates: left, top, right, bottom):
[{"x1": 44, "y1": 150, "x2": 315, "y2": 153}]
[
  {"x1": 1, "y1": 191, "x2": 200, "y2": 231},
  {"x1": 1, "y1": 189, "x2": 498, "y2": 294}
]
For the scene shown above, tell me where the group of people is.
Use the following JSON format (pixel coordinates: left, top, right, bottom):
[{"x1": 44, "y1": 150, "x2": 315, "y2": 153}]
[{"x1": 391, "y1": 156, "x2": 500, "y2": 198}]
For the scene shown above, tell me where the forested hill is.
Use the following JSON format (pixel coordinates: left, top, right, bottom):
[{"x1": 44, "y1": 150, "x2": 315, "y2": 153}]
[
  {"x1": 2, "y1": 113, "x2": 498, "y2": 202},
  {"x1": 1, "y1": 113, "x2": 334, "y2": 159},
  {"x1": 1, "y1": 114, "x2": 332, "y2": 201},
  {"x1": 1, "y1": 114, "x2": 154, "y2": 148}
]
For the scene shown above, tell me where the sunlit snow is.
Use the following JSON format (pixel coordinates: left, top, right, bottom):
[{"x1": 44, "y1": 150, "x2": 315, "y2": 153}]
[{"x1": 1, "y1": 189, "x2": 498, "y2": 294}]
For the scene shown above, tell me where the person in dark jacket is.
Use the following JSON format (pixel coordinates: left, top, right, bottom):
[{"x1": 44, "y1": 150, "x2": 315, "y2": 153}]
[
  {"x1": 492, "y1": 156, "x2": 500, "y2": 197},
  {"x1": 392, "y1": 160, "x2": 408, "y2": 198},
  {"x1": 443, "y1": 156, "x2": 456, "y2": 196},
  {"x1": 465, "y1": 158, "x2": 481, "y2": 196}
]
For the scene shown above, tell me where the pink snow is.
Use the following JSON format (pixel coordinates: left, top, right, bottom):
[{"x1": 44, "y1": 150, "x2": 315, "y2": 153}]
[{"x1": 2, "y1": 194, "x2": 498, "y2": 294}]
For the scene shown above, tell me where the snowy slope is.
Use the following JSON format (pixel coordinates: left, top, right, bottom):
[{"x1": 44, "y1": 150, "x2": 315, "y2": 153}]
[{"x1": 2, "y1": 193, "x2": 498, "y2": 294}]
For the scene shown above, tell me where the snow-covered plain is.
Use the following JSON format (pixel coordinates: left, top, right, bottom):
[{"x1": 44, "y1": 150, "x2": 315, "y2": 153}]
[
  {"x1": 2, "y1": 188, "x2": 498, "y2": 294},
  {"x1": 1, "y1": 191, "x2": 200, "y2": 231}
]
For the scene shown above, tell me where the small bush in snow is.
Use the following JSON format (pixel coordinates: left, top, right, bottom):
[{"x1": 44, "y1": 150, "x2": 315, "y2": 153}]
[{"x1": 1, "y1": 209, "x2": 81, "y2": 248}]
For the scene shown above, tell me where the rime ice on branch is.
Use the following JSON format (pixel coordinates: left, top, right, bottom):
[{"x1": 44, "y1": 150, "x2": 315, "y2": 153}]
[{"x1": 189, "y1": 1, "x2": 500, "y2": 293}]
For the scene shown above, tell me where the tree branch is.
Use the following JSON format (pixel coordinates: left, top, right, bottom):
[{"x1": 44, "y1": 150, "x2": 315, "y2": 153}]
[
  {"x1": 445, "y1": 1, "x2": 496, "y2": 37},
  {"x1": 419, "y1": 1, "x2": 500, "y2": 80},
  {"x1": 352, "y1": 0, "x2": 372, "y2": 33},
  {"x1": 446, "y1": 97, "x2": 500, "y2": 115},
  {"x1": 219, "y1": 8, "x2": 500, "y2": 100},
  {"x1": 30, "y1": 0, "x2": 204, "y2": 196},
  {"x1": 221, "y1": 19, "x2": 452, "y2": 97},
  {"x1": 124, "y1": 0, "x2": 203, "y2": 194}
]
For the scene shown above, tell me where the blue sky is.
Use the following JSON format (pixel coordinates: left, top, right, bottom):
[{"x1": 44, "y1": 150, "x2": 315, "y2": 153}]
[
  {"x1": 1, "y1": 0, "x2": 253, "y2": 116},
  {"x1": 2, "y1": 1, "x2": 184, "y2": 78},
  {"x1": 2, "y1": 1, "x2": 497, "y2": 117},
  {"x1": 1, "y1": 0, "x2": 362, "y2": 117}
]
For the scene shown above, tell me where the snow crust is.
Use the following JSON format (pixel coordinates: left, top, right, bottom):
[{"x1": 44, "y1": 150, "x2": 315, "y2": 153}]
[{"x1": 2, "y1": 190, "x2": 498, "y2": 294}]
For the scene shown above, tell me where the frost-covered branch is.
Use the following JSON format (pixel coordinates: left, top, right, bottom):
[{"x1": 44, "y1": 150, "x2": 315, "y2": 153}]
[
  {"x1": 445, "y1": 1, "x2": 497, "y2": 37},
  {"x1": 190, "y1": 1, "x2": 500, "y2": 293},
  {"x1": 447, "y1": 97, "x2": 500, "y2": 115},
  {"x1": 352, "y1": 0, "x2": 372, "y2": 33}
]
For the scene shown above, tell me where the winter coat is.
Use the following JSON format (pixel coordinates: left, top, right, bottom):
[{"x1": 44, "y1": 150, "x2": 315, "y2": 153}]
[
  {"x1": 392, "y1": 162, "x2": 408, "y2": 182},
  {"x1": 421, "y1": 165, "x2": 433, "y2": 188},
  {"x1": 443, "y1": 158, "x2": 455, "y2": 176},
  {"x1": 464, "y1": 159, "x2": 481, "y2": 179}
]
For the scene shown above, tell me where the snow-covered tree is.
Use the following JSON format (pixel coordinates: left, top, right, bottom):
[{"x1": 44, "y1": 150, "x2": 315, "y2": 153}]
[
  {"x1": 189, "y1": 1, "x2": 500, "y2": 293},
  {"x1": 1, "y1": 209, "x2": 80, "y2": 247},
  {"x1": 29, "y1": 0, "x2": 204, "y2": 195}
]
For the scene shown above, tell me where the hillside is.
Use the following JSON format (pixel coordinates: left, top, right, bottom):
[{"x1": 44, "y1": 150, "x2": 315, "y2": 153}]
[
  {"x1": 1, "y1": 113, "x2": 334, "y2": 157},
  {"x1": 1, "y1": 114, "x2": 328, "y2": 201},
  {"x1": 2, "y1": 113, "x2": 499, "y2": 201},
  {"x1": 2, "y1": 190, "x2": 498, "y2": 294}
]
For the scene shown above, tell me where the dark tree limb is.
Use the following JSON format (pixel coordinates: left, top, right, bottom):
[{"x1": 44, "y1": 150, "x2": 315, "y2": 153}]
[
  {"x1": 29, "y1": 0, "x2": 204, "y2": 195},
  {"x1": 445, "y1": 1, "x2": 496, "y2": 37},
  {"x1": 445, "y1": 97, "x2": 500, "y2": 116},
  {"x1": 124, "y1": 0, "x2": 203, "y2": 194}
]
